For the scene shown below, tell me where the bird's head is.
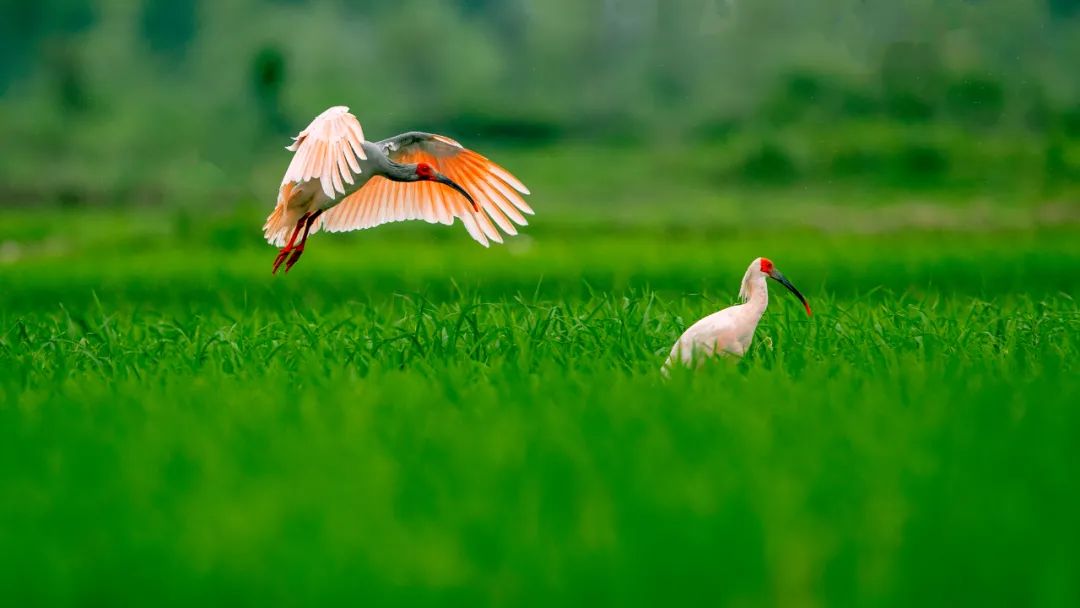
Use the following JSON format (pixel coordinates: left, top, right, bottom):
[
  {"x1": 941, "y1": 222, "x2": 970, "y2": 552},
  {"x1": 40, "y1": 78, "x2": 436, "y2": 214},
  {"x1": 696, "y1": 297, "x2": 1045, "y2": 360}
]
[
  {"x1": 414, "y1": 162, "x2": 436, "y2": 180},
  {"x1": 747, "y1": 257, "x2": 812, "y2": 316},
  {"x1": 415, "y1": 162, "x2": 478, "y2": 211}
]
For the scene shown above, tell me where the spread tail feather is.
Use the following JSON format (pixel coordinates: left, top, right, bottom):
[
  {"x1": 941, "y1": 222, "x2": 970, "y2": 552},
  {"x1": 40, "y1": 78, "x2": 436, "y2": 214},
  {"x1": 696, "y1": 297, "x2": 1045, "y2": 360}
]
[{"x1": 264, "y1": 182, "x2": 305, "y2": 247}]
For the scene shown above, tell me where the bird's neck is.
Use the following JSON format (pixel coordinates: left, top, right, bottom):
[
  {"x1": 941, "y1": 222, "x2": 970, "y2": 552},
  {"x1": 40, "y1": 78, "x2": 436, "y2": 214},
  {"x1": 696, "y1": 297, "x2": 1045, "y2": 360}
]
[
  {"x1": 741, "y1": 276, "x2": 769, "y2": 319},
  {"x1": 383, "y1": 161, "x2": 418, "y2": 182}
]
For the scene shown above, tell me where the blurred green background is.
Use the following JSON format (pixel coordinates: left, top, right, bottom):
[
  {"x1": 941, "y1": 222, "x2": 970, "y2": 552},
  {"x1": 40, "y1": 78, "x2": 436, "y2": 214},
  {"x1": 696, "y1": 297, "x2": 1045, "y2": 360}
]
[
  {"x1": 2, "y1": 0, "x2": 1080, "y2": 207},
  {"x1": 3, "y1": 1, "x2": 1080, "y2": 606}
]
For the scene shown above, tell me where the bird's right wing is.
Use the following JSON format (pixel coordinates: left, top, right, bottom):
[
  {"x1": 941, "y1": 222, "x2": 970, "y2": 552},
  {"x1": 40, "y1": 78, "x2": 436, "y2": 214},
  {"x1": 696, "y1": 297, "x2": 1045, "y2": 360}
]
[
  {"x1": 279, "y1": 106, "x2": 367, "y2": 200},
  {"x1": 264, "y1": 106, "x2": 368, "y2": 245}
]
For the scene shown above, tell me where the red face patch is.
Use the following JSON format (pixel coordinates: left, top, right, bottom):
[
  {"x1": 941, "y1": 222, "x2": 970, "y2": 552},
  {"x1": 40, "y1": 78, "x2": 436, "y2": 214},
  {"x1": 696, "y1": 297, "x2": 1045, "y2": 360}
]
[
  {"x1": 759, "y1": 258, "x2": 774, "y2": 273},
  {"x1": 416, "y1": 163, "x2": 435, "y2": 179}
]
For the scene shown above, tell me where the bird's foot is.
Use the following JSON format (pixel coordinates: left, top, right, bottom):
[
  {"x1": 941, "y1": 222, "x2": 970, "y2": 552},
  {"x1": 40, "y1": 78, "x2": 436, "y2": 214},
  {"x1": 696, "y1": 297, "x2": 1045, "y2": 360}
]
[
  {"x1": 284, "y1": 247, "x2": 305, "y2": 273},
  {"x1": 272, "y1": 247, "x2": 292, "y2": 275}
]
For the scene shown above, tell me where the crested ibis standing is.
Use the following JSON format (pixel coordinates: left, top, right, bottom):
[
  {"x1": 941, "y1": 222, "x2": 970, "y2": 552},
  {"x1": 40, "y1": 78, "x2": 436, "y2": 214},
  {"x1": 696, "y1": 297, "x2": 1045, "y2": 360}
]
[
  {"x1": 663, "y1": 257, "x2": 812, "y2": 372},
  {"x1": 264, "y1": 106, "x2": 533, "y2": 273}
]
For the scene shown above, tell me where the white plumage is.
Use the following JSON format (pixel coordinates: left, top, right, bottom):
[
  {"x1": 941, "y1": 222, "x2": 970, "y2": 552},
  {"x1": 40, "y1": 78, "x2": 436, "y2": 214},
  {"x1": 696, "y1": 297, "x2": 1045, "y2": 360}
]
[{"x1": 664, "y1": 257, "x2": 811, "y2": 373}]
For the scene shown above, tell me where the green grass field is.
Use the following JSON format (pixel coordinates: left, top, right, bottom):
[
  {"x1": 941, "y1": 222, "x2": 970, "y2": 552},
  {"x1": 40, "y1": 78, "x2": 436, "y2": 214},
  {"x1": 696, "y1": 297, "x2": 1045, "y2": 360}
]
[{"x1": 2, "y1": 203, "x2": 1079, "y2": 606}]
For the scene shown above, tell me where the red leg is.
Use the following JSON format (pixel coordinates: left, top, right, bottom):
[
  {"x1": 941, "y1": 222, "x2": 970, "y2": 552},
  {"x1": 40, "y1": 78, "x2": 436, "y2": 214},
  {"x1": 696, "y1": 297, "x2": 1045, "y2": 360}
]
[
  {"x1": 272, "y1": 213, "x2": 309, "y2": 275},
  {"x1": 285, "y1": 210, "x2": 323, "y2": 273}
]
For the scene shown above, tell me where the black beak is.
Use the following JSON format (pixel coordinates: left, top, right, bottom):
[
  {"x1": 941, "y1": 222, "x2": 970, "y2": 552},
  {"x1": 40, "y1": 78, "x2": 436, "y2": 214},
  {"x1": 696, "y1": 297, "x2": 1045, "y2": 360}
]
[
  {"x1": 434, "y1": 173, "x2": 478, "y2": 212},
  {"x1": 768, "y1": 269, "x2": 812, "y2": 316}
]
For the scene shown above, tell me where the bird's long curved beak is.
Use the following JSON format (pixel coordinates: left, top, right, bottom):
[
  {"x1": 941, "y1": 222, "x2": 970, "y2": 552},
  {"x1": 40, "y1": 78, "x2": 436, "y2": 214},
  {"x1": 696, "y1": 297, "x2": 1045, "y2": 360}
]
[
  {"x1": 434, "y1": 173, "x2": 479, "y2": 212},
  {"x1": 768, "y1": 269, "x2": 812, "y2": 316}
]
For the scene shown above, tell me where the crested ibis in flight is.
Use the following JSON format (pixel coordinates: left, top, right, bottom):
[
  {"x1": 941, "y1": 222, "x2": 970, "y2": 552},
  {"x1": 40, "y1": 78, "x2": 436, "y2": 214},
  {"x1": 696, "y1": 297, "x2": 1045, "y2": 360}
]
[
  {"x1": 664, "y1": 257, "x2": 811, "y2": 372},
  {"x1": 264, "y1": 106, "x2": 533, "y2": 273}
]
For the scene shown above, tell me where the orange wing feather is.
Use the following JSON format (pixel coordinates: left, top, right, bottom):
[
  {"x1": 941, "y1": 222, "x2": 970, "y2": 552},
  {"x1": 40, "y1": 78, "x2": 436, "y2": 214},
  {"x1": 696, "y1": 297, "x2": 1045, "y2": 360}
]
[{"x1": 318, "y1": 137, "x2": 532, "y2": 247}]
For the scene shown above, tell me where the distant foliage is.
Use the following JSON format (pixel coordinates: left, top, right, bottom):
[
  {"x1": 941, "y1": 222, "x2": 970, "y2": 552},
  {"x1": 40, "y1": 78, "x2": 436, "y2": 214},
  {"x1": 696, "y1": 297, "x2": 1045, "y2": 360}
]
[
  {"x1": 946, "y1": 76, "x2": 1005, "y2": 128},
  {"x1": 0, "y1": 0, "x2": 1078, "y2": 203},
  {"x1": 141, "y1": 0, "x2": 197, "y2": 60},
  {"x1": 881, "y1": 42, "x2": 942, "y2": 124},
  {"x1": 739, "y1": 143, "x2": 800, "y2": 185}
]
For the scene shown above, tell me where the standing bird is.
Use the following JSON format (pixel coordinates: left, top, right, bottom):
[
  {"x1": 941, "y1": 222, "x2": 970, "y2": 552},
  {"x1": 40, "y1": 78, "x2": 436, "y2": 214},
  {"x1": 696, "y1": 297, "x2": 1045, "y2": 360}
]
[
  {"x1": 263, "y1": 106, "x2": 533, "y2": 273},
  {"x1": 664, "y1": 257, "x2": 811, "y2": 372}
]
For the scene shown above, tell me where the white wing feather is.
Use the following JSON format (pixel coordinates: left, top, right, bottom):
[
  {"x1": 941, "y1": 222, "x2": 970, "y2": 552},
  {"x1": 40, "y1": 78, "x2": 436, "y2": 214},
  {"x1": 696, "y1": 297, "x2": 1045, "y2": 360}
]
[{"x1": 281, "y1": 106, "x2": 367, "y2": 199}]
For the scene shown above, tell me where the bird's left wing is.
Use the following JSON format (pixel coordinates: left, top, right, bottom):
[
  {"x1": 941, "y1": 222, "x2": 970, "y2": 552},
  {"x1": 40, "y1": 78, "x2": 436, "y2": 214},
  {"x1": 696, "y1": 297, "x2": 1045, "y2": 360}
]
[{"x1": 319, "y1": 132, "x2": 532, "y2": 247}]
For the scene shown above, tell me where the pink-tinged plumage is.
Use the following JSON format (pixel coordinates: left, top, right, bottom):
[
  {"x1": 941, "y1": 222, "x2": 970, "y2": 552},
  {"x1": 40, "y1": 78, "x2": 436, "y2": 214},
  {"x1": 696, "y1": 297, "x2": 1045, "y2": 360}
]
[
  {"x1": 663, "y1": 257, "x2": 811, "y2": 373},
  {"x1": 263, "y1": 105, "x2": 533, "y2": 273}
]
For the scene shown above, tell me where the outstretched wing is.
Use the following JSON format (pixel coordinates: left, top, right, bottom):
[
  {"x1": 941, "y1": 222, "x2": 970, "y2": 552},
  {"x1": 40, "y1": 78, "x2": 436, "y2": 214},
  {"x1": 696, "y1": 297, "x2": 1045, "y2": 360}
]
[
  {"x1": 280, "y1": 106, "x2": 367, "y2": 200},
  {"x1": 318, "y1": 132, "x2": 533, "y2": 247}
]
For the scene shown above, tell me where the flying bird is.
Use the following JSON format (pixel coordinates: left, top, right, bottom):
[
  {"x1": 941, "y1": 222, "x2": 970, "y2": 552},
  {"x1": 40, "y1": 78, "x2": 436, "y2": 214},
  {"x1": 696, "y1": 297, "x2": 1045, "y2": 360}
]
[
  {"x1": 263, "y1": 106, "x2": 533, "y2": 273},
  {"x1": 663, "y1": 257, "x2": 811, "y2": 372}
]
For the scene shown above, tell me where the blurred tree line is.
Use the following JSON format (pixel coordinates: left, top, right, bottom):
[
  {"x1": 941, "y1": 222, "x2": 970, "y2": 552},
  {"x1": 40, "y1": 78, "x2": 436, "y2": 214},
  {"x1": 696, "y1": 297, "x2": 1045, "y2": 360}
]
[{"x1": 1, "y1": 0, "x2": 1078, "y2": 205}]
